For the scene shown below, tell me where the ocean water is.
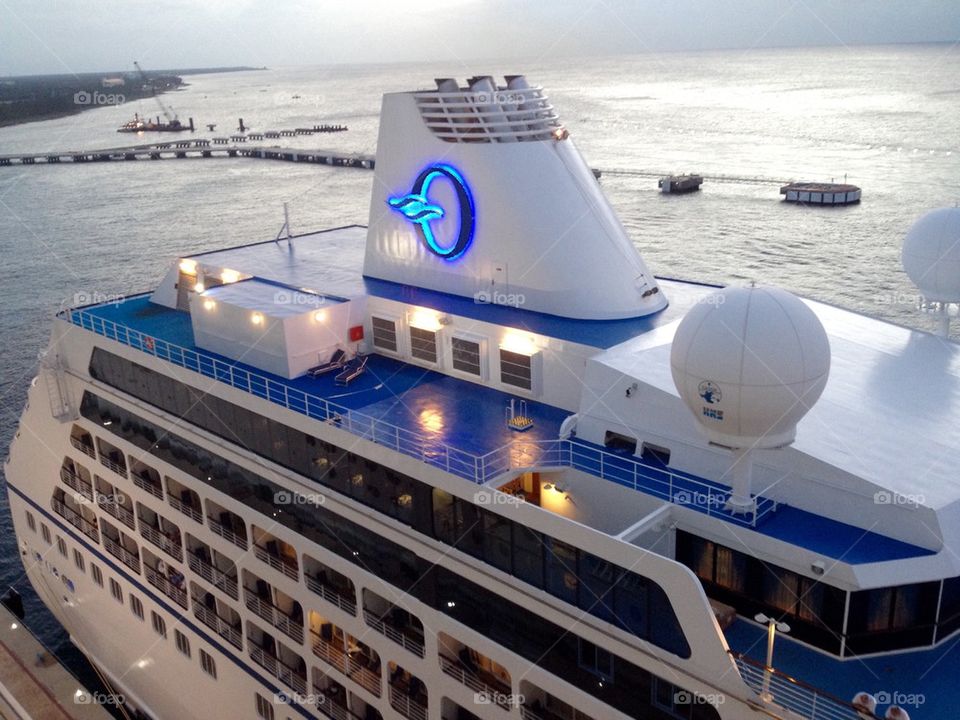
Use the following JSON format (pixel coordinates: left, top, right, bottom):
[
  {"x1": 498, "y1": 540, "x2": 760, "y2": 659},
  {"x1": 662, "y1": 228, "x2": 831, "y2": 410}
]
[{"x1": 0, "y1": 44, "x2": 958, "y2": 667}]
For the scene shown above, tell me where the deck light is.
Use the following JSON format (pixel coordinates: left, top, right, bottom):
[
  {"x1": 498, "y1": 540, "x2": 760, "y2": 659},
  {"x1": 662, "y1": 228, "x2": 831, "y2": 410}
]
[
  {"x1": 754, "y1": 613, "x2": 790, "y2": 702},
  {"x1": 500, "y1": 331, "x2": 537, "y2": 356},
  {"x1": 203, "y1": 299, "x2": 216, "y2": 311},
  {"x1": 193, "y1": 282, "x2": 205, "y2": 293},
  {"x1": 220, "y1": 269, "x2": 240, "y2": 284},
  {"x1": 409, "y1": 308, "x2": 442, "y2": 332},
  {"x1": 251, "y1": 312, "x2": 263, "y2": 326},
  {"x1": 178, "y1": 259, "x2": 197, "y2": 274},
  {"x1": 314, "y1": 310, "x2": 327, "y2": 323}
]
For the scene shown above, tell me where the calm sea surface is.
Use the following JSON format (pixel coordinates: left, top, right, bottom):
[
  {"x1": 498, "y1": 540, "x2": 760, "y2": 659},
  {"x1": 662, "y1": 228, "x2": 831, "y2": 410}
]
[{"x1": 0, "y1": 44, "x2": 958, "y2": 669}]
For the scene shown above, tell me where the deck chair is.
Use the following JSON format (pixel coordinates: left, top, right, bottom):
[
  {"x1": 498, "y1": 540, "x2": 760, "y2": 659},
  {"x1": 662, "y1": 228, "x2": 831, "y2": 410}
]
[
  {"x1": 335, "y1": 355, "x2": 369, "y2": 386},
  {"x1": 307, "y1": 348, "x2": 347, "y2": 377}
]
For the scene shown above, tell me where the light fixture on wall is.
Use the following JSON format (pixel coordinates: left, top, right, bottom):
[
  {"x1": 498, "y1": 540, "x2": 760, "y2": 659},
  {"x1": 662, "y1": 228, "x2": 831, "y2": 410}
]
[{"x1": 251, "y1": 312, "x2": 263, "y2": 325}]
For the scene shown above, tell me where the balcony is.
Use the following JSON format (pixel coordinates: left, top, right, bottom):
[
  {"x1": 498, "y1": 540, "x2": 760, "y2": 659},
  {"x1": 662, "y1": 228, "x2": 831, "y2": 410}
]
[
  {"x1": 97, "y1": 489, "x2": 135, "y2": 529},
  {"x1": 131, "y1": 469, "x2": 163, "y2": 499},
  {"x1": 145, "y1": 565, "x2": 188, "y2": 609},
  {"x1": 139, "y1": 523, "x2": 183, "y2": 562},
  {"x1": 363, "y1": 610, "x2": 425, "y2": 658},
  {"x1": 440, "y1": 655, "x2": 511, "y2": 711},
  {"x1": 388, "y1": 682, "x2": 427, "y2": 720},
  {"x1": 254, "y1": 542, "x2": 298, "y2": 581},
  {"x1": 244, "y1": 587, "x2": 304, "y2": 644},
  {"x1": 305, "y1": 573, "x2": 356, "y2": 616},
  {"x1": 207, "y1": 516, "x2": 248, "y2": 551},
  {"x1": 168, "y1": 494, "x2": 203, "y2": 523},
  {"x1": 311, "y1": 682, "x2": 354, "y2": 720},
  {"x1": 311, "y1": 631, "x2": 381, "y2": 697},
  {"x1": 193, "y1": 600, "x2": 243, "y2": 650},
  {"x1": 60, "y1": 466, "x2": 93, "y2": 501},
  {"x1": 187, "y1": 550, "x2": 238, "y2": 599},
  {"x1": 249, "y1": 640, "x2": 307, "y2": 695},
  {"x1": 70, "y1": 432, "x2": 96, "y2": 459},
  {"x1": 103, "y1": 535, "x2": 141, "y2": 574},
  {"x1": 97, "y1": 442, "x2": 128, "y2": 479},
  {"x1": 51, "y1": 497, "x2": 100, "y2": 543}
]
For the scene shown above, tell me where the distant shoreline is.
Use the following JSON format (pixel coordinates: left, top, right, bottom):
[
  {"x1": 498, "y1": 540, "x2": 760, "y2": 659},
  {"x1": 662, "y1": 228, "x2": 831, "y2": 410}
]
[{"x1": 0, "y1": 67, "x2": 265, "y2": 129}]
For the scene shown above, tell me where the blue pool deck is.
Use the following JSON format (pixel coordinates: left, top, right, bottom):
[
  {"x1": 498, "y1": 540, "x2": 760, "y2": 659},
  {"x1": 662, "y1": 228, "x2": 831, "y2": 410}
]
[
  {"x1": 726, "y1": 619, "x2": 958, "y2": 719},
  {"x1": 72, "y1": 295, "x2": 934, "y2": 564}
]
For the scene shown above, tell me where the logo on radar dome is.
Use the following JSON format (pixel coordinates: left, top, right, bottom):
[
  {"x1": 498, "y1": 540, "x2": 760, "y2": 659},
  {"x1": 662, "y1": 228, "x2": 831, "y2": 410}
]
[
  {"x1": 387, "y1": 164, "x2": 476, "y2": 261},
  {"x1": 698, "y1": 380, "x2": 722, "y2": 404},
  {"x1": 698, "y1": 380, "x2": 724, "y2": 420}
]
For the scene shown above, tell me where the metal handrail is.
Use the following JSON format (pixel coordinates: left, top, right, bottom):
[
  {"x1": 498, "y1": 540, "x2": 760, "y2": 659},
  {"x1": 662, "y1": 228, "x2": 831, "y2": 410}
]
[
  {"x1": 207, "y1": 517, "x2": 248, "y2": 550},
  {"x1": 254, "y1": 543, "x2": 299, "y2": 581},
  {"x1": 244, "y1": 588, "x2": 304, "y2": 644},
  {"x1": 250, "y1": 642, "x2": 307, "y2": 695},
  {"x1": 70, "y1": 435, "x2": 96, "y2": 458},
  {"x1": 59, "y1": 467, "x2": 93, "y2": 500},
  {"x1": 438, "y1": 655, "x2": 511, "y2": 709},
  {"x1": 131, "y1": 471, "x2": 163, "y2": 499},
  {"x1": 188, "y1": 551, "x2": 239, "y2": 599},
  {"x1": 730, "y1": 651, "x2": 882, "y2": 720},
  {"x1": 168, "y1": 494, "x2": 203, "y2": 523},
  {"x1": 65, "y1": 307, "x2": 778, "y2": 527},
  {"x1": 99, "y1": 454, "x2": 127, "y2": 479},
  {"x1": 362, "y1": 610, "x2": 425, "y2": 658},
  {"x1": 388, "y1": 684, "x2": 428, "y2": 720},
  {"x1": 139, "y1": 523, "x2": 184, "y2": 562},
  {"x1": 97, "y1": 490, "x2": 135, "y2": 529},
  {"x1": 192, "y1": 601, "x2": 243, "y2": 649},
  {"x1": 145, "y1": 566, "x2": 188, "y2": 609},
  {"x1": 51, "y1": 498, "x2": 100, "y2": 543},
  {"x1": 310, "y1": 632, "x2": 381, "y2": 697},
  {"x1": 304, "y1": 574, "x2": 356, "y2": 616},
  {"x1": 103, "y1": 535, "x2": 141, "y2": 573}
]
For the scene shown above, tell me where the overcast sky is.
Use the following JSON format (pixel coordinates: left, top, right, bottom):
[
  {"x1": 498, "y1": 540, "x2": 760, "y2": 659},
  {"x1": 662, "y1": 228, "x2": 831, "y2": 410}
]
[{"x1": 2, "y1": 0, "x2": 959, "y2": 76}]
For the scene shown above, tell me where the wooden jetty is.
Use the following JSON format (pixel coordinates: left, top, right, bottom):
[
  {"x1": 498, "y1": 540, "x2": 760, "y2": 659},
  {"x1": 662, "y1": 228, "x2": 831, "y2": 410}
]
[{"x1": 0, "y1": 140, "x2": 375, "y2": 169}]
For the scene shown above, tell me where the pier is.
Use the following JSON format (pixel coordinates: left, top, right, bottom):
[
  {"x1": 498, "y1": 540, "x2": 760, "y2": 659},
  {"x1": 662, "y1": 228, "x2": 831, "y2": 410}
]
[
  {"x1": 0, "y1": 139, "x2": 374, "y2": 169},
  {"x1": 0, "y1": 602, "x2": 114, "y2": 720}
]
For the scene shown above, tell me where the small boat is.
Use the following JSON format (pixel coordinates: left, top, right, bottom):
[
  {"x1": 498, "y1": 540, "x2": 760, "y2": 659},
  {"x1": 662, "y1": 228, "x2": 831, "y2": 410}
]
[{"x1": 659, "y1": 174, "x2": 703, "y2": 193}]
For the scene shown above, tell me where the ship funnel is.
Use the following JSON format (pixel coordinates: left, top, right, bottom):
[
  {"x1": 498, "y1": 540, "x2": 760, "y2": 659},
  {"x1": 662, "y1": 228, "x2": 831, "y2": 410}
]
[{"x1": 364, "y1": 77, "x2": 667, "y2": 320}]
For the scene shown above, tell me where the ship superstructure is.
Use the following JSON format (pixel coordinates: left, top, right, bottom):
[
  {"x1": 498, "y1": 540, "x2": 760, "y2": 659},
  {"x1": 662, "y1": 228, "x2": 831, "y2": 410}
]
[{"x1": 6, "y1": 76, "x2": 959, "y2": 720}]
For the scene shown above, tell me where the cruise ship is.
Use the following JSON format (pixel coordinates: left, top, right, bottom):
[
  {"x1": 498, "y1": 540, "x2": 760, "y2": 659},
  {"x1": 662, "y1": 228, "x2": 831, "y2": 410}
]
[{"x1": 6, "y1": 75, "x2": 958, "y2": 720}]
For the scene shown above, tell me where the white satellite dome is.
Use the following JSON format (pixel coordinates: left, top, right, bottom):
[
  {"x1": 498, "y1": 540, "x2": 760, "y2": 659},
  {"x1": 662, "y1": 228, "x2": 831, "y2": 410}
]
[
  {"x1": 670, "y1": 286, "x2": 831, "y2": 449},
  {"x1": 902, "y1": 207, "x2": 960, "y2": 302}
]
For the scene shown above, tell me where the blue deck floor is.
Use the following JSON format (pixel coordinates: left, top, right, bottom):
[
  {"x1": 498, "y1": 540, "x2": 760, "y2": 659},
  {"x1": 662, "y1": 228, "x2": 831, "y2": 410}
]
[
  {"x1": 78, "y1": 295, "x2": 934, "y2": 564},
  {"x1": 725, "y1": 619, "x2": 957, "y2": 718}
]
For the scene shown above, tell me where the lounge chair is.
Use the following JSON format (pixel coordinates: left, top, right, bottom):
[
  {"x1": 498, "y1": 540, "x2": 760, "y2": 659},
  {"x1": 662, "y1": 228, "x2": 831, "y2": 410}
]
[
  {"x1": 335, "y1": 355, "x2": 369, "y2": 386},
  {"x1": 307, "y1": 348, "x2": 347, "y2": 377}
]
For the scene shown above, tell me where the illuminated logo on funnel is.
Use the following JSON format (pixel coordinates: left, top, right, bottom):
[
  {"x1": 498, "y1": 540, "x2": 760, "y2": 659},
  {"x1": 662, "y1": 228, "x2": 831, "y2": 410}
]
[{"x1": 388, "y1": 164, "x2": 475, "y2": 260}]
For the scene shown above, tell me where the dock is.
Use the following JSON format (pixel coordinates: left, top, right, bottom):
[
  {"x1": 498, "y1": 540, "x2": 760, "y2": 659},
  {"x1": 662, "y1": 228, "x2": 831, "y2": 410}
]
[
  {"x1": 0, "y1": 139, "x2": 374, "y2": 169},
  {"x1": 658, "y1": 174, "x2": 703, "y2": 194},
  {"x1": 0, "y1": 602, "x2": 114, "y2": 720},
  {"x1": 780, "y1": 181, "x2": 861, "y2": 205}
]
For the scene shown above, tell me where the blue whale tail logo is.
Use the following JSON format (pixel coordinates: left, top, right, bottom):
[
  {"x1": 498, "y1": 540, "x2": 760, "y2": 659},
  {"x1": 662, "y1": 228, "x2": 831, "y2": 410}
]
[
  {"x1": 387, "y1": 164, "x2": 475, "y2": 261},
  {"x1": 387, "y1": 194, "x2": 445, "y2": 223}
]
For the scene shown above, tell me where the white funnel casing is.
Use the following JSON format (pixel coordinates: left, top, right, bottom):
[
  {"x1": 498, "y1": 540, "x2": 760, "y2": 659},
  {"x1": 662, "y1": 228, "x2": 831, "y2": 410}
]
[{"x1": 363, "y1": 76, "x2": 667, "y2": 321}]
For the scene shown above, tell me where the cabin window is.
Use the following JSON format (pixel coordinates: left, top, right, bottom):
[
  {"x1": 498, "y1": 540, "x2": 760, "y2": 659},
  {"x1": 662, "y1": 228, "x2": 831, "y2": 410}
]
[
  {"x1": 371, "y1": 316, "x2": 398, "y2": 352},
  {"x1": 604, "y1": 431, "x2": 637, "y2": 454},
  {"x1": 151, "y1": 611, "x2": 167, "y2": 638},
  {"x1": 255, "y1": 693, "x2": 274, "y2": 720},
  {"x1": 41, "y1": 524, "x2": 51, "y2": 544},
  {"x1": 200, "y1": 649, "x2": 217, "y2": 678},
  {"x1": 175, "y1": 629, "x2": 191, "y2": 657},
  {"x1": 451, "y1": 336, "x2": 482, "y2": 376},
  {"x1": 25, "y1": 511, "x2": 36, "y2": 533},
  {"x1": 56, "y1": 537, "x2": 67, "y2": 558},
  {"x1": 91, "y1": 564, "x2": 103, "y2": 587},
  {"x1": 130, "y1": 594, "x2": 144, "y2": 620},
  {"x1": 73, "y1": 549, "x2": 85, "y2": 572},
  {"x1": 410, "y1": 326, "x2": 438, "y2": 363},
  {"x1": 110, "y1": 578, "x2": 122, "y2": 603},
  {"x1": 577, "y1": 638, "x2": 614, "y2": 681},
  {"x1": 500, "y1": 349, "x2": 532, "y2": 390},
  {"x1": 641, "y1": 442, "x2": 671, "y2": 466}
]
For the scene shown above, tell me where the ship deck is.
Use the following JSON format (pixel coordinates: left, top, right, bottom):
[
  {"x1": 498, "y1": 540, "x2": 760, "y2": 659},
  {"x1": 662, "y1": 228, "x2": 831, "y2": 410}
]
[
  {"x1": 71, "y1": 294, "x2": 934, "y2": 565},
  {"x1": 726, "y1": 619, "x2": 957, "y2": 719}
]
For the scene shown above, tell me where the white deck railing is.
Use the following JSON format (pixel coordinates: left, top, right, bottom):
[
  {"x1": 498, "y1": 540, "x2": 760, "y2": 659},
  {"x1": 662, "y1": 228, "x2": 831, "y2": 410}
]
[{"x1": 66, "y1": 307, "x2": 775, "y2": 527}]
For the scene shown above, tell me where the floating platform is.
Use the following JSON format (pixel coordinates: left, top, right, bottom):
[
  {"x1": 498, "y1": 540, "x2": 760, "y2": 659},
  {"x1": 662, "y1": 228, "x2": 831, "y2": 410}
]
[
  {"x1": 780, "y1": 182, "x2": 861, "y2": 205},
  {"x1": 659, "y1": 174, "x2": 703, "y2": 194}
]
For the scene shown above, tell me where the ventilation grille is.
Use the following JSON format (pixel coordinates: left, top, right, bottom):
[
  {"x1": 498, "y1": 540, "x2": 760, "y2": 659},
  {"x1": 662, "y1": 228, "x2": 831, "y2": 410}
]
[{"x1": 414, "y1": 85, "x2": 561, "y2": 143}]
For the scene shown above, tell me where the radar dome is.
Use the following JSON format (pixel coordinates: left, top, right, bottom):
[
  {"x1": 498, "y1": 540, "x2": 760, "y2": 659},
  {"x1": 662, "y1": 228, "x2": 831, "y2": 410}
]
[
  {"x1": 902, "y1": 207, "x2": 960, "y2": 302},
  {"x1": 670, "y1": 286, "x2": 830, "y2": 449}
]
